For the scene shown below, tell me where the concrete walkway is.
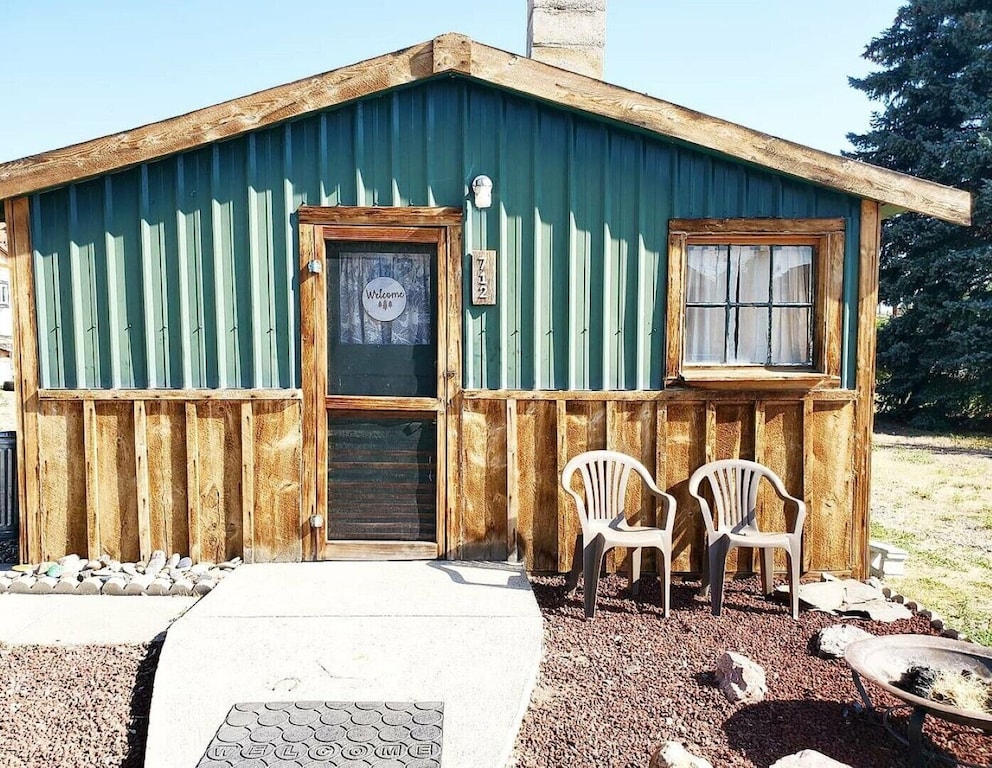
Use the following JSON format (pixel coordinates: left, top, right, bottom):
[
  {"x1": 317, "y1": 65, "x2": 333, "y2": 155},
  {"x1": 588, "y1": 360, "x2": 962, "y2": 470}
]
[{"x1": 145, "y1": 561, "x2": 544, "y2": 768}]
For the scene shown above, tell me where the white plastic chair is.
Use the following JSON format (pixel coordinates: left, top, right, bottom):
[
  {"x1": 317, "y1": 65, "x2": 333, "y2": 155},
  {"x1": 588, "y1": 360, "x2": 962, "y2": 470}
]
[
  {"x1": 688, "y1": 459, "x2": 806, "y2": 619},
  {"x1": 561, "y1": 450, "x2": 677, "y2": 619}
]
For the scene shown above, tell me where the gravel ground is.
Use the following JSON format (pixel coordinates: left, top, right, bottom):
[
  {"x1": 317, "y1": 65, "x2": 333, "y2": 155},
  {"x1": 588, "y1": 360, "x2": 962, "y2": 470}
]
[
  {"x1": 0, "y1": 642, "x2": 159, "y2": 768},
  {"x1": 511, "y1": 574, "x2": 992, "y2": 768},
  {"x1": 1, "y1": 576, "x2": 989, "y2": 768}
]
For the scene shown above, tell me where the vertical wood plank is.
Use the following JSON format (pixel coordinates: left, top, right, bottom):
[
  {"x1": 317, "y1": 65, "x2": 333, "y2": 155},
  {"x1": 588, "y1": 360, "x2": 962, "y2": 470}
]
[
  {"x1": 515, "y1": 400, "x2": 556, "y2": 570},
  {"x1": 185, "y1": 402, "x2": 201, "y2": 562},
  {"x1": 95, "y1": 403, "x2": 138, "y2": 561},
  {"x1": 705, "y1": 400, "x2": 717, "y2": 464},
  {"x1": 241, "y1": 402, "x2": 255, "y2": 564},
  {"x1": 445, "y1": 223, "x2": 463, "y2": 559},
  {"x1": 252, "y1": 401, "x2": 303, "y2": 562},
  {"x1": 665, "y1": 233, "x2": 686, "y2": 382},
  {"x1": 83, "y1": 401, "x2": 101, "y2": 559},
  {"x1": 298, "y1": 223, "x2": 317, "y2": 561},
  {"x1": 506, "y1": 399, "x2": 519, "y2": 562},
  {"x1": 667, "y1": 404, "x2": 706, "y2": 573},
  {"x1": 460, "y1": 400, "x2": 505, "y2": 559},
  {"x1": 133, "y1": 401, "x2": 152, "y2": 561},
  {"x1": 753, "y1": 401, "x2": 766, "y2": 466},
  {"x1": 314, "y1": 234, "x2": 328, "y2": 554},
  {"x1": 802, "y1": 395, "x2": 815, "y2": 573},
  {"x1": 145, "y1": 402, "x2": 188, "y2": 556},
  {"x1": 853, "y1": 200, "x2": 882, "y2": 578},
  {"x1": 824, "y1": 231, "x2": 846, "y2": 379},
  {"x1": 555, "y1": 399, "x2": 569, "y2": 571},
  {"x1": 435, "y1": 229, "x2": 449, "y2": 556},
  {"x1": 6, "y1": 197, "x2": 42, "y2": 563},
  {"x1": 38, "y1": 402, "x2": 86, "y2": 560}
]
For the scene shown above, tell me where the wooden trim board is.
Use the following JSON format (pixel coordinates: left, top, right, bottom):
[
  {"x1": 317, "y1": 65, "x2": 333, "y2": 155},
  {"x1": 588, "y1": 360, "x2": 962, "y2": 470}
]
[{"x1": 0, "y1": 36, "x2": 969, "y2": 225}]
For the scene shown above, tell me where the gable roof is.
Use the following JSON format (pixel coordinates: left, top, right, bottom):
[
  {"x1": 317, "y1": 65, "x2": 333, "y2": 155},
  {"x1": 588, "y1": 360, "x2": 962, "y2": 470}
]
[{"x1": 0, "y1": 34, "x2": 971, "y2": 226}]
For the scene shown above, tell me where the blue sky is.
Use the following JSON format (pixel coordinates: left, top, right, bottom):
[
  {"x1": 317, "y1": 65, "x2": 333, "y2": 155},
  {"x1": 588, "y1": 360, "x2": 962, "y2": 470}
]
[{"x1": 0, "y1": 1, "x2": 904, "y2": 163}]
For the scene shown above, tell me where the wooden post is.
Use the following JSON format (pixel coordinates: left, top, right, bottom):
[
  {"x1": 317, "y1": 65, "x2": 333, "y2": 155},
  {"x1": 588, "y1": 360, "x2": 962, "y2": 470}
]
[
  {"x1": 505, "y1": 399, "x2": 519, "y2": 562},
  {"x1": 853, "y1": 201, "x2": 882, "y2": 579},
  {"x1": 83, "y1": 401, "x2": 101, "y2": 559},
  {"x1": 185, "y1": 402, "x2": 201, "y2": 562},
  {"x1": 5, "y1": 198, "x2": 41, "y2": 563}
]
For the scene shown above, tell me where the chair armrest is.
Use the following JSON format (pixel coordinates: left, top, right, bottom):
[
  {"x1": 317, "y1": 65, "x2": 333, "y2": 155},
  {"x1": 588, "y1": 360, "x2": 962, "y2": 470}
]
[
  {"x1": 655, "y1": 491, "x2": 678, "y2": 534},
  {"x1": 687, "y1": 470, "x2": 716, "y2": 537},
  {"x1": 767, "y1": 477, "x2": 806, "y2": 535}
]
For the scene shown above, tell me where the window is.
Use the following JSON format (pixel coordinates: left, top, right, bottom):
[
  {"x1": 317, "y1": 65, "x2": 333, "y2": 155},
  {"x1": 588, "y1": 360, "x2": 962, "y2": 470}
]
[{"x1": 667, "y1": 219, "x2": 845, "y2": 388}]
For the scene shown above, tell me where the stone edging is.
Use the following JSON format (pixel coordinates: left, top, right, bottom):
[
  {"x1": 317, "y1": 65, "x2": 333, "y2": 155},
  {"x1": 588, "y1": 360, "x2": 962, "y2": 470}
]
[
  {"x1": 0, "y1": 551, "x2": 240, "y2": 597},
  {"x1": 874, "y1": 580, "x2": 971, "y2": 643}
]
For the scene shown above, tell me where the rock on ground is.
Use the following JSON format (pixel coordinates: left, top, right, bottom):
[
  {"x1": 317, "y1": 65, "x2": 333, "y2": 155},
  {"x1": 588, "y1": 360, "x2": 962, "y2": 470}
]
[
  {"x1": 770, "y1": 750, "x2": 852, "y2": 767},
  {"x1": 811, "y1": 624, "x2": 873, "y2": 659},
  {"x1": 714, "y1": 651, "x2": 767, "y2": 703},
  {"x1": 650, "y1": 741, "x2": 714, "y2": 768}
]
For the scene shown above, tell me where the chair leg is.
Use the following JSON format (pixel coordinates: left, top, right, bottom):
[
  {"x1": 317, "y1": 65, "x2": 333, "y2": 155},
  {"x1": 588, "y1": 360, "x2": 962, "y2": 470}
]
[
  {"x1": 629, "y1": 548, "x2": 642, "y2": 596},
  {"x1": 709, "y1": 540, "x2": 729, "y2": 616},
  {"x1": 760, "y1": 547, "x2": 775, "y2": 596},
  {"x1": 700, "y1": 538, "x2": 711, "y2": 598},
  {"x1": 788, "y1": 544, "x2": 801, "y2": 620},
  {"x1": 565, "y1": 534, "x2": 583, "y2": 595},
  {"x1": 583, "y1": 534, "x2": 606, "y2": 620},
  {"x1": 659, "y1": 547, "x2": 672, "y2": 618}
]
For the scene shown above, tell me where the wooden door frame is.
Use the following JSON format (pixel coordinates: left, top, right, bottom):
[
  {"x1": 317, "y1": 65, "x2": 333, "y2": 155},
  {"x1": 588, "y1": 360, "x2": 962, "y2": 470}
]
[{"x1": 298, "y1": 206, "x2": 463, "y2": 560}]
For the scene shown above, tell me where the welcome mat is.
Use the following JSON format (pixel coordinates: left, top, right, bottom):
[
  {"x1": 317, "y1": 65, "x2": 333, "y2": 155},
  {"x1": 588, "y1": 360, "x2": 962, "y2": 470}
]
[{"x1": 196, "y1": 701, "x2": 443, "y2": 767}]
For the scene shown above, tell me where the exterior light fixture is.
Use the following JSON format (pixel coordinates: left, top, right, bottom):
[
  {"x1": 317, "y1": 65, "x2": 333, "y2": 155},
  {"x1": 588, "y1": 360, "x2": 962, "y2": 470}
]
[{"x1": 471, "y1": 175, "x2": 493, "y2": 208}]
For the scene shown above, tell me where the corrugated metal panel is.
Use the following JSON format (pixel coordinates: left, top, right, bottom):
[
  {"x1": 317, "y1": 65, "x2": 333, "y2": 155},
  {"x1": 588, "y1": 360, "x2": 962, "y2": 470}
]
[{"x1": 29, "y1": 78, "x2": 862, "y2": 391}]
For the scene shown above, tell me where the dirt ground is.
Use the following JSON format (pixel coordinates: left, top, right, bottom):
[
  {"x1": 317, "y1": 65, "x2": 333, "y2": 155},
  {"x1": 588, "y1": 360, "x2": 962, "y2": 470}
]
[{"x1": 870, "y1": 421, "x2": 992, "y2": 645}]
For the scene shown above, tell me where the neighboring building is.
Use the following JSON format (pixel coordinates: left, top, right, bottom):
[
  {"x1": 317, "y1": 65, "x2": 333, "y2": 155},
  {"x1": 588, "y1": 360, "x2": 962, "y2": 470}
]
[{"x1": 0, "y1": 12, "x2": 971, "y2": 571}]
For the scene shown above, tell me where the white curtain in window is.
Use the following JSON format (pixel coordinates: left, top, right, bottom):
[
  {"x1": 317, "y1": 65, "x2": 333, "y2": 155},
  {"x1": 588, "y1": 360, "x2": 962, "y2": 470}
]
[
  {"x1": 729, "y1": 245, "x2": 770, "y2": 363},
  {"x1": 770, "y1": 246, "x2": 812, "y2": 364},
  {"x1": 338, "y1": 252, "x2": 431, "y2": 345},
  {"x1": 686, "y1": 246, "x2": 727, "y2": 363}
]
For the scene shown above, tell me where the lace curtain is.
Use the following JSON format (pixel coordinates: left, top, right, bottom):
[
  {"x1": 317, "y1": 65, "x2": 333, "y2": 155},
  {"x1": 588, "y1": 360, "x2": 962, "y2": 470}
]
[
  {"x1": 338, "y1": 251, "x2": 431, "y2": 346},
  {"x1": 686, "y1": 245, "x2": 812, "y2": 365}
]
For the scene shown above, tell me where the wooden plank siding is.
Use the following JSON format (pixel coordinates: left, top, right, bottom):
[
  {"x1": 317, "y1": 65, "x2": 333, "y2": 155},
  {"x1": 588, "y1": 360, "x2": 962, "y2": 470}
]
[
  {"x1": 26, "y1": 394, "x2": 302, "y2": 564},
  {"x1": 453, "y1": 389, "x2": 859, "y2": 577}
]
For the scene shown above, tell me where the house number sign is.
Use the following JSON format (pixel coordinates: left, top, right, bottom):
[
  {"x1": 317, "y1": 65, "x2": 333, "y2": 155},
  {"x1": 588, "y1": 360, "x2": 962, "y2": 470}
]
[
  {"x1": 362, "y1": 277, "x2": 407, "y2": 322},
  {"x1": 471, "y1": 249, "x2": 497, "y2": 306}
]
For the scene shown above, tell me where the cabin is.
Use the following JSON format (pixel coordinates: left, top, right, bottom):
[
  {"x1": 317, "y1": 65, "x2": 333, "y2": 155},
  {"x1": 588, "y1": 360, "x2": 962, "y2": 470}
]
[{"x1": 0, "y1": 9, "x2": 971, "y2": 576}]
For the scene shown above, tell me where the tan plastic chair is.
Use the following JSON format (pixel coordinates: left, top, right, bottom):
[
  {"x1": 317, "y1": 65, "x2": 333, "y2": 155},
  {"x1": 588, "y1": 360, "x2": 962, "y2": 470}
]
[
  {"x1": 561, "y1": 450, "x2": 677, "y2": 619},
  {"x1": 688, "y1": 459, "x2": 806, "y2": 619}
]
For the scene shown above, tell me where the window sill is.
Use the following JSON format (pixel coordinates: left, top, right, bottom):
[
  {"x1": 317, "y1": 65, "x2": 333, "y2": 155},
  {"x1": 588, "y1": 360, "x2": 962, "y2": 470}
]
[{"x1": 673, "y1": 368, "x2": 841, "y2": 391}]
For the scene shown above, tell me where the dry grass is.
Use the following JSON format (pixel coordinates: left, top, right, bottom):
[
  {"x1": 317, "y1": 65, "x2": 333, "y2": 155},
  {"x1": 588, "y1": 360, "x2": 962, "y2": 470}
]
[{"x1": 871, "y1": 422, "x2": 992, "y2": 645}]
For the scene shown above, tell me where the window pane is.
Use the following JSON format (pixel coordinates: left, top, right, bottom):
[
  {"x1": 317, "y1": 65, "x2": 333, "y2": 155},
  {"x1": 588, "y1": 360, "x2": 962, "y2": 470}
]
[
  {"x1": 772, "y1": 246, "x2": 813, "y2": 303},
  {"x1": 730, "y1": 245, "x2": 770, "y2": 303},
  {"x1": 771, "y1": 307, "x2": 811, "y2": 365},
  {"x1": 729, "y1": 307, "x2": 769, "y2": 364},
  {"x1": 687, "y1": 245, "x2": 727, "y2": 303},
  {"x1": 686, "y1": 307, "x2": 726, "y2": 363}
]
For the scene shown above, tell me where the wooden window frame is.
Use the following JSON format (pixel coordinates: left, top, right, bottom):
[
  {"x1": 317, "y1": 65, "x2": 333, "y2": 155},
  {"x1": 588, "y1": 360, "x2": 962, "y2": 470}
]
[{"x1": 666, "y1": 218, "x2": 845, "y2": 390}]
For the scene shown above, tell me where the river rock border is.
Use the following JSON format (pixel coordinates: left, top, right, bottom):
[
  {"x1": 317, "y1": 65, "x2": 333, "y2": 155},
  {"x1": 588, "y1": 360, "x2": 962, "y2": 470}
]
[{"x1": 0, "y1": 551, "x2": 239, "y2": 596}]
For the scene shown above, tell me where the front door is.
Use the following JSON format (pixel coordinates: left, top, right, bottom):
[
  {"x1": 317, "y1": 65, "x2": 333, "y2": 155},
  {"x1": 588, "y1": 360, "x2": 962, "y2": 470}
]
[{"x1": 299, "y1": 207, "x2": 462, "y2": 560}]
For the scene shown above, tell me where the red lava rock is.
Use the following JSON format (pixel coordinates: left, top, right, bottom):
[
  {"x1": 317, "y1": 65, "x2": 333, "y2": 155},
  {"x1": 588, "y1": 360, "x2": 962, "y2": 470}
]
[{"x1": 511, "y1": 574, "x2": 992, "y2": 768}]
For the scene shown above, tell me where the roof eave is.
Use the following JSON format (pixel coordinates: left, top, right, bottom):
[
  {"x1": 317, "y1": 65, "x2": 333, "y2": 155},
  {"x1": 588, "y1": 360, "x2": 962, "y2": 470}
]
[{"x1": 0, "y1": 33, "x2": 972, "y2": 227}]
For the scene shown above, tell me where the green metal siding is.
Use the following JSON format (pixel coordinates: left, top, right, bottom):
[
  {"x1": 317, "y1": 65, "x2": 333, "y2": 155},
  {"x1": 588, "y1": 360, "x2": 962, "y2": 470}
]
[{"x1": 29, "y1": 77, "x2": 863, "y2": 391}]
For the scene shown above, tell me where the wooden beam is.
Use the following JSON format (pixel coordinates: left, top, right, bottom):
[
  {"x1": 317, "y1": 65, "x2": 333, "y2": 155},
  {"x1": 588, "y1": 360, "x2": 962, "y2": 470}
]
[
  {"x1": 704, "y1": 401, "x2": 716, "y2": 464},
  {"x1": 665, "y1": 234, "x2": 685, "y2": 384},
  {"x1": 445, "y1": 221, "x2": 464, "y2": 561},
  {"x1": 460, "y1": 388, "x2": 858, "y2": 404},
  {"x1": 0, "y1": 36, "x2": 969, "y2": 224},
  {"x1": 83, "y1": 400, "x2": 100, "y2": 560},
  {"x1": 292, "y1": 206, "x2": 463, "y2": 227},
  {"x1": 133, "y1": 401, "x2": 152, "y2": 561},
  {"x1": 184, "y1": 402, "x2": 201, "y2": 562},
  {"x1": 37, "y1": 388, "x2": 302, "y2": 401},
  {"x1": 240, "y1": 403, "x2": 255, "y2": 564},
  {"x1": 320, "y1": 541, "x2": 439, "y2": 560},
  {"x1": 555, "y1": 399, "x2": 568, "y2": 571},
  {"x1": 670, "y1": 218, "x2": 845, "y2": 235},
  {"x1": 853, "y1": 200, "x2": 882, "y2": 579},
  {"x1": 0, "y1": 39, "x2": 436, "y2": 199},
  {"x1": 466, "y1": 42, "x2": 971, "y2": 225},
  {"x1": 5, "y1": 197, "x2": 41, "y2": 563}
]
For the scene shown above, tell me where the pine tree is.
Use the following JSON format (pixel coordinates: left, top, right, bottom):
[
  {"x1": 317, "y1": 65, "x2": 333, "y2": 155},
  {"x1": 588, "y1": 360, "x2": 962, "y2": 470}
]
[{"x1": 848, "y1": 0, "x2": 992, "y2": 428}]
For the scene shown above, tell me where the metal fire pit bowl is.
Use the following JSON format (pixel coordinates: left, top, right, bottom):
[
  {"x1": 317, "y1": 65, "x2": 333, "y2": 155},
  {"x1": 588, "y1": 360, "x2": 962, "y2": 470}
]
[{"x1": 845, "y1": 634, "x2": 992, "y2": 767}]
